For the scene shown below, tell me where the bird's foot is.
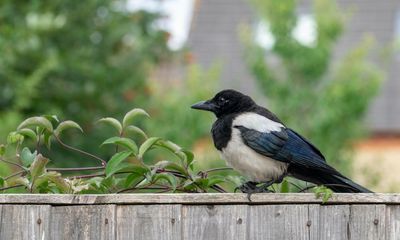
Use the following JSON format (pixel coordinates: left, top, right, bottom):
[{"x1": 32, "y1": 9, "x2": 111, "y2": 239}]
[{"x1": 237, "y1": 181, "x2": 274, "y2": 201}]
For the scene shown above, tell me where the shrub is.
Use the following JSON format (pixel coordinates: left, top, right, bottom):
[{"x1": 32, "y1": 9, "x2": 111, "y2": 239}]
[{"x1": 0, "y1": 108, "x2": 232, "y2": 194}]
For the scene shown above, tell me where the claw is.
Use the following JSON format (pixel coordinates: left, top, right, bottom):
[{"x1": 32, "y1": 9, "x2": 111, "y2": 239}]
[{"x1": 238, "y1": 181, "x2": 274, "y2": 202}]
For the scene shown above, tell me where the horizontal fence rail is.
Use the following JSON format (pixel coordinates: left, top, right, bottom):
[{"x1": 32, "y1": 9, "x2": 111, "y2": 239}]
[{"x1": 0, "y1": 193, "x2": 398, "y2": 240}]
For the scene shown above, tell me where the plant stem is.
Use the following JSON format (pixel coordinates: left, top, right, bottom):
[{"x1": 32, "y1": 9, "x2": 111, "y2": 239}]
[
  {"x1": 0, "y1": 157, "x2": 26, "y2": 170},
  {"x1": 68, "y1": 173, "x2": 105, "y2": 179},
  {"x1": 211, "y1": 184, "x2": 227, "y2": 193},
  {"x1": 0, "y1": 184, "x2": 24, "y2": 191},
  {"x1": 117, "y1": 186, "x2": 168, "y2": 193},
  {"x1": 204, "y1": 167, "x2": 233, "y2": 173},
  {"x1": 69, "y1": 170, "x2": 138, "y2": 179},
  {"x1": 156, "y1": 169, "x2": 186, "y2": 179},
  {"x1": 48, "y1": 166, "x2": 105, "y2": 172},
  {"x1": 54, "y1": 134, "x2": 107, "y2": 167},
  {"x1": 299, "y1": 183, "x2": 354, "y2": 193},
  {"x1": 4, "y1": 170, "x2": 27, "y2": 180}
]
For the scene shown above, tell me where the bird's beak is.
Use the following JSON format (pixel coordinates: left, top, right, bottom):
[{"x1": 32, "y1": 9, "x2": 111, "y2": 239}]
[{"x1": 191, "y1": 100, "x2": 216, "y2": 112}]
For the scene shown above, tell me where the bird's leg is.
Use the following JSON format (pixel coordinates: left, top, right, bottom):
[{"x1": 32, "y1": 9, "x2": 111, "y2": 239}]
[
  {"x1": 260, "y1": 180, "x2": 275, "y2": 193},
  {"x1": 237, "y1": 181, "x2": 259, "y2": 193},
  {"x1": 238, "y1": 180, "x2": 275, "y2": 201}
]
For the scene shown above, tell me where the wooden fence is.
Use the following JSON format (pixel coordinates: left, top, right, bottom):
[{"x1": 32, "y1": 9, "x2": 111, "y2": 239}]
[{"x1": 0, "y1": 193, "x2": 399, "y2": 240}]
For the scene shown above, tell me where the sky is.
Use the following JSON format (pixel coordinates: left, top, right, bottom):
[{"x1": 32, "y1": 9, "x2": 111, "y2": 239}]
[{"x1": 127, "y1": 0, "x2": 195, "y2": 50}]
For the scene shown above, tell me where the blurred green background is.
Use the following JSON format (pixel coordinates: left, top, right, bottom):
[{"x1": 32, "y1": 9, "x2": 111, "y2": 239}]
[{"x1": 1, "y1": 0, "x2": 396, "y2": 191}]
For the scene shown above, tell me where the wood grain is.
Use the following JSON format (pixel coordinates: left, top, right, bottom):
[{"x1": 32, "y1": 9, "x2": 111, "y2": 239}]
[
  {"x1": 249, "y1": 204, "x2": 310, "y2": 240},
  {"x1": 0, "y1": 194, "x2": 398, "y2": 239},
  {"x1": 49, "y1": 205, "x2": 116, "y2": 240},
  {"x1": 0, "y1": 193, "x2": 399, "y2": 205},
  {"x1": 349, "y1": 205, "x2": 386, "y2": 240},
  {"x1": 116, "y1": 204, "x2": 181, "y2": 240},
  {"x1": 309, "y1": 205, "x2": 350, "y2": 240},
  {"x1": 0, "y1": 205, "x2": 50, "y2": 240},
  {"x1": 386, "y1": 205, "x2": 400, "y2": 240},
  {"x1": 182, "y1": 205, "x2": 248, "y2": 240}
]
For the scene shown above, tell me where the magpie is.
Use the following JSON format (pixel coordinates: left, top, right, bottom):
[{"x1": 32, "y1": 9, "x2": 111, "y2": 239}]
[{"x1": 191, "y1": 89, "x2": 372, "y2": 193}]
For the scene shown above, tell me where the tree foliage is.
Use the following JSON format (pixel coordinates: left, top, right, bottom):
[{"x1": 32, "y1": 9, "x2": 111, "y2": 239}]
[
  {"x1": 243, "y1": 0, "x2": 383, "y2": 173},
  {"x1": 0, "y1": 1, "x2": 171, "y2": 163}
]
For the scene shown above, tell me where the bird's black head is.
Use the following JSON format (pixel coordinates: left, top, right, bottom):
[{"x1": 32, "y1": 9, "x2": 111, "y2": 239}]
[{"x1": 191, "y1": 89, "x2": 255, "y2": 118}]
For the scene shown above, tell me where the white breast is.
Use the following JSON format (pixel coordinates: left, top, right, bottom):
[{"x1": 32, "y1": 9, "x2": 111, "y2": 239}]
[{"x1": 221, "y1": 127, "x2": 288, "y2": 183}]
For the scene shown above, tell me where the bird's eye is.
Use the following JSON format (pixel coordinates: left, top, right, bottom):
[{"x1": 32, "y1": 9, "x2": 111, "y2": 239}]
[{"x1": 218, "y1": 97, "x2": 229, "y2": 105}]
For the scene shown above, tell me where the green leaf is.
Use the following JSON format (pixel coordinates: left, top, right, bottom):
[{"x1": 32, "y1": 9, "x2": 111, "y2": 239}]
[
  {"x1": 153, "y1": 173, "x2": 176, "y2": 190},
  {"x1": 225, "y1": 175, "x2": 246, "y2": 187},
  {"x1": 165, "y1": 162, "x2": 188, "y2": 175},
  {"x1": 182, "y1": 179, "x2": 197, "y2": 191},
  {"x1": 6, "y1": 177, "x2": 29, "y2": 188},
  {"x1": 135, "y1": 177, "x2": 151, "y2": 188},
  {"x1": 102, "y1": 137, "x2": 138, "y2": 154},
  {"x1": 7, "y1": 132, "x2": 24, "y2": 144},
  {"x1": 280, "y1": 178, "x2": 290, "y2": 193},
  {"x1": 125, "y1": 126, "x2": 148, "y2": 139},
  {"x1": 156, "y1": 140, "x2": 186, "y2": 160},
  {"x1": 0, "y1": 144, "x2": 5, "y2": 156},
  {"x1": 34, "y1": 171, "x2": 70, "y2": 193},
  {"x1": 122, "y1": 108, "x2": 149, "y2": 128},
  {"x1": 86, "y1": 177, "x2": 104, "y2": 189},
  {"x1": 127, "y1": 165, "x2": 150, "y2": 175},
  {"x1": 105, "y1": 151, "x2": 133, "y2": 177},
  {"x1": 206, "y1": 175, "x2": 225, "y2": 187},
  {"x1": 182, "y1": 149, "x2": 194, "y2": 166},
  {"x1": 138, "y1": 137, "x2": 161, "y2": 159},
  {"x1": 0, "y1": 177, "x2": 4, "y2": 188},
  {"x1": 313, "y1": 185, "x2": 334, "y2": 203},
  {"x1": 18, "y1": 116, "x2": 53, "y2": 132},
  {"x1": 43, "y1": 131, "x2": 53, "y2": 149},
  {"x1": 43, "y1": 115, "x2": 60, "y2": 125},
  {"x1": 97, "y1": 117, "x2": 122, "y2": 134},
  {"x1": 153, "y1": 160, "x2": 171, "y2": 169},
  {"x1": 101, "y1": 176, "x2": 116, "y2": 188},
  {"x1": 30, "y1": 154, "x2": 50, "y2": 180},
  {"x1": 322, "y1": 190, "x2": 333, "y2": 203},
  {"x1": 194, "y1": 177, "x2": 209, "y2": 188},
  {"x1": 124, "y1": 172, "x2": 144, "y2": 188},
  {"x1": 54, "y1": 120, "x2": 83, "y2": 137},
  {"x1": 20, "y1": 147, "x2": 37, "y2": 167},
  {"x1": 17, "y1": 128, "x2": 37, "y2": 143}
]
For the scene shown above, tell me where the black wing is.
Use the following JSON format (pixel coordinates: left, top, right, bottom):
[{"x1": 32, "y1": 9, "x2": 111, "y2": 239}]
[
  {"x1": 235, "y1": 126, "x2": 288, "y2": 157},
  {"x1": 288, "y1": 128, "x2": 325, "y2": 161},
  {"x1": 235, "y1": 126, "x2": 340, "y2": 175}
]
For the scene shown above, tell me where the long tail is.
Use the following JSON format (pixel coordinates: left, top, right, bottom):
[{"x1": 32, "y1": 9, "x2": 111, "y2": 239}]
[{"x1": 315, "y1": 173, "x2": 373, "y2": 193}]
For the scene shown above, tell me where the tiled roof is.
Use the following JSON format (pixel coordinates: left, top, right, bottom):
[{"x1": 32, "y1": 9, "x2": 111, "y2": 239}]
[{"x1": 188, "y1": 0, "x2": 400, "y2": 132}]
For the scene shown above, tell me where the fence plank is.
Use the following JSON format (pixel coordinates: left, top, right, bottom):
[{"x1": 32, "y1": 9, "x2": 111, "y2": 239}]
[
  {"x1": 0, "y1": 205, "x2": 50, "y2": 240},
  {"x1": 386, "y1": 205, "x2": 400, "y2": 240},
  {"x1": 116, "y1": 204, "x2": 181, "y2": 240},
  {"x1": 49, "y1": 205, "x2": 116, "y2": 240},
  {"x1": 0, "y1": 194, "x2": 399, "y2": 240},
  {"x1": 182, "y1": 205, "x2": 248, "y2": 240},
  {"x1": 0, "y1": 193, "x2": 399, "y2": 205},
  {"x1": 349, "y1": 205, "x2": 386, "y2": 240},
  {"x1": 249, "y1": 204, "x2": 309, "y2": 240},
  {"x1": 309, "y1": 205, "x2": 350, "y2": 240}
]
